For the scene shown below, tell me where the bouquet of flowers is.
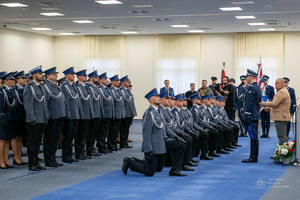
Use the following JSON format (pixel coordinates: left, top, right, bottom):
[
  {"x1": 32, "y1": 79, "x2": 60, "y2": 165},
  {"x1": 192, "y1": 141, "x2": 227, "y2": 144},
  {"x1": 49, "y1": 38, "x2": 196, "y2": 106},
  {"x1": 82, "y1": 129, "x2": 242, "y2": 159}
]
[{"x1": 274, "y1": 141, "x2": 296, "y2": 164}]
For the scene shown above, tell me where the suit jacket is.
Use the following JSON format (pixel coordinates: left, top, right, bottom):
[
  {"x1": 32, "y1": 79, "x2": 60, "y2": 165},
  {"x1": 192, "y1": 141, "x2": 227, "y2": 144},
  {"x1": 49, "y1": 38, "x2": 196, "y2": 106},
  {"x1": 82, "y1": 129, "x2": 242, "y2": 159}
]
[
  {"x1": 141, "y1": 106, "x2": 167, "y2": 154},
  {"x1": 110, "y1": 86, "x2": 125, "y2": 119},
  {"x1": 86, "y1": 82, "x2": 102, "y2": 119},
  {"x1": 185, "y1": 90, "x2": 197, "y2": 109},
  {"x1": 98, "y1": 84, "x2": 114, "y2": 118},
  {"x1": 244, "y1": 82, "x2": 262, "y2": 121},
  {"x1": 120, "y1": 86, "x2": 137, "y2": 118},
  {"x1": 61, "y1": 81, "x2": 82, "y2": 120},
  {"x1": 160, "y1": 87, "x2": 174, "y2": 96},
  {"x1": 23, "y1": 81, "x2": 49, "y2": 123},
  {"x1": 261, "y1": 87, "x2": 291, "y2": 121},
  {"x1": 287, "y1": 87, "x2": 296, "y2": 114},
  {"x1": 0, "y1": 86, "x2": 17, "y2": 121},
  {"x1": 44, "y1": 80, "x2": 67, "y2": 119},
  {"x1": 14, "y1": 85, "x2": 26, "y2": 121},
  {"x1": 75, "y1": 82, "x2": 92, "y2": 120}
]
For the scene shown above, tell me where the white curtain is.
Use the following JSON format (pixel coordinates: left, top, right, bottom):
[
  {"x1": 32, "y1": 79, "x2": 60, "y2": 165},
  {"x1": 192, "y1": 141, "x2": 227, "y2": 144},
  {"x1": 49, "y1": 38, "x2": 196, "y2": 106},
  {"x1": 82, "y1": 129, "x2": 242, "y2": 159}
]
[
  {"x1": 156, "y1": 34, "x2": 201, "y2": 94},
  {"x1": 83, "y1": 36, "x2": 124, "y2": 77},
  {"x1": 235, "y1": 33, "x2": 284, "y2": 86}
]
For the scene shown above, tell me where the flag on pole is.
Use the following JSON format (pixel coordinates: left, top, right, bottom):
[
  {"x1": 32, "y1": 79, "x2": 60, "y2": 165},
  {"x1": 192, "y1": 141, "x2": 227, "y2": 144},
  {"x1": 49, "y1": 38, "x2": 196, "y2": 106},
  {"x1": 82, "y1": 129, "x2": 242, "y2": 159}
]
[
  {"x1": 256, "y1": 63, "x2": 264, "y2": 89},
  {"x1": 221, "y1": 62, "x2": 226, "y2": 88}
]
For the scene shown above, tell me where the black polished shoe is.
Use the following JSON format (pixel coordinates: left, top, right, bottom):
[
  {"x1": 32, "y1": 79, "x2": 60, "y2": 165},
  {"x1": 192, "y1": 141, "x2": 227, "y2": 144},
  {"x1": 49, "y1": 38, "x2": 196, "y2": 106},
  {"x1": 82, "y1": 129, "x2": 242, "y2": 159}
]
[
  {"x1": 28, "y1": 165, "x2": 39, "y2": 171},
  {"x1": 117, "y1": 147, "x2": 122, "y2": 150},
  {"x1": 190, "y1": 159, "x2": 200, "y2": 163},
  {"x1": 232, "y1": 143, "x2": 242, "y2": 147},
  {"x1": 62, "y1": 159, "x2": 72, "y2": 163},
  {"x1": 54, "y1": 162, "x2": 64, "y2": 167},
  {"x1": 5, "y1": 163, "x2": 14, "y2": 168},
  {"x1": 200, "y1": 155, "x2": 214, "y2": 160},
  {"x1": 122, "y1": 157, "x2": 130, "y2": 175},
  {"x1": 120, "y1": 145, "x2": 133, "y2": 149},
  {"x1": 217, "y1": 149, "x2": 230, "y2": 154},
  {"x1": 181, "y1": 165, "x2": 194, "y2": 171},
  {"x1": 270, "y1": 157, "x2": 275, "y2": 159},
  {"x1": 84, "y1": 155, "x2": 92, "y2": 159},
  {"x1": 70, "y1": 158, "x2": 79, "y2": 162},
  {"x1": 13, "y1": 159, "x2": 24, "y2": 165},
  {"x1": 45, "y1": 163, "x2": 58, "y2": 167},
  {"x1": 22, "y1": 161, "x2": 28, "y2": 165},
  {"x1": 169, "y1": 169, "x2": 187, "y2": 176},
  {"x1": 36, "y1": 164, "x2": 46, "y2": 170},
  {"x1": 87, "y1": 151, "x2": 98, "y2": 156},
  {"x1": 238, "y1": 134, "x2": 244, "y2": 137},
  {"x1": 208, "y1": 152, "x2": 221, "y2": 157},
  {"x1": 187, "y1": 161, "x2": 198, "y2": 167},
  {"x1": 106, "y1": 149, "x2": 113, "y2": 153},
  {"x1": 260, "y1": 134, "x2": 266, "y2": 138},
  {"x1": 98, "y1": 149, "x2": 107, "y2": 154},
  {"x1": 228, "y1": 145, "x2": 237, "y2": 149},
  {"x1": 242, "y1": 158, "x2": 257, "y2": 163},
  {"x1": 77, "y1": 156, "x2": 85, "y2": 160},
  {"x1": 224, "y1": 147, "x2": 233, "y2": 151}
]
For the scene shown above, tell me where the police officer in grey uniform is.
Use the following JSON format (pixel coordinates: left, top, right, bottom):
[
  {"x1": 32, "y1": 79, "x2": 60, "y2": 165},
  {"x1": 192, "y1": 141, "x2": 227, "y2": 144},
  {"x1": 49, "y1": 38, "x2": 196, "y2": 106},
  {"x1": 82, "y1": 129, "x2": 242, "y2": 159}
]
[
  {"x1": 236, "y1": 75, "x2": 247, "y2": 137},
  {"x1": 97, "y1": 72, "x2": 114, "y2": 154},
  {"x1": 242, "y1": 69, "x2": 262, "y2": 163},
  {"x1": 24, "y1": 65, "x2": 49, "y2": 171},
  {"x1": 43, "y1": 67, "x2": 67, "y2": 167},
  {"x1": 122, "y1": 88, "x2": 166, "y2": 176},
  {"x1": 108, "y1": 75, "x2": 125, "y2": 151},
  {"x1": 119, "y1": 75, "x2": 137, "y2": 148},
  {"x1": 61, "y1": 67, "x2": 81, "y2": 163},
  {"x1": 75, "y1": 69, "x2": 92, "y2": 160},
  {"x1": 86, "y1": 70, "x2": 102, "y2": 156}
]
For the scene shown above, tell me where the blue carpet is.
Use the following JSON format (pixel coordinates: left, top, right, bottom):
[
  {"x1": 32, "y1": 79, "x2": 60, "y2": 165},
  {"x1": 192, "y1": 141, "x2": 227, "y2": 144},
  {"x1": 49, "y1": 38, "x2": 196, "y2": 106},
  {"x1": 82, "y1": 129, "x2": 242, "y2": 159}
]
[{"x1": 32, "y1": 131, "x2": 293, "y2": 200}]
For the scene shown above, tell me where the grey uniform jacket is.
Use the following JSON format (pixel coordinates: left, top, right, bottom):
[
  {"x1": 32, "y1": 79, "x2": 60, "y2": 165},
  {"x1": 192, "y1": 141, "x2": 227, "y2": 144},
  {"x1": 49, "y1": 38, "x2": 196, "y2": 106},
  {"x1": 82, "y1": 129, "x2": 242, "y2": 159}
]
[
  {"x1": 110, "y1": 86, "x2": 125, "y2": 119},
  {"x1": 75, "y1": 82, "x2": 92, "y2": 120},
  {"x1": 44, "y1": 80, "x2": 67, "y2": 119},
  {"x1": 120, "y1": 86, "x2": 137, "y2": 118},
  {"x1": 98, "y1": 84, "x2": 114, "y2": 119},
  {"x1": 23, "y1": 81, "x2": 49, "y2": 123},
  {"x1": 158, "y1": 105, "x2": 177, "y2": 141},
  {"x1": 61, "y1": 81, "x2": 82, "y2": 120},
  {"x1": 198, "y1": 105, "x2": 216, "y2": 129},
  {"x1": 86, "y1": 82, "x2": 102, "y2": 119},
  {"x1": 141, "y1": 106, "x2": 167, "y2": 154}
]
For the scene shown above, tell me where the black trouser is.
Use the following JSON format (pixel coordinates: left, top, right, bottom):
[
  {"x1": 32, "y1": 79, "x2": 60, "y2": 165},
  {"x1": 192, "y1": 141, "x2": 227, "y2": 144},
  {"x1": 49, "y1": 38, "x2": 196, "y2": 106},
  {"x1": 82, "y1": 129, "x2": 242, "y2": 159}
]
[
  {"x1": 108, "y1": 118, "x2": 122, "y2": 150},
  {"x1": 206, "y1": 127, "x2": 218, "y2": 152},
  {"x1": 44, "y1": 118, "x2": 65, "y2": 165},
  {"x1": 230, "y1": 122, "x2": 240, "y2": 144},
  {"x1": 225, "y1": 106, "x2": 235, "y2": 121},
  {"x1": 165, "y1": 140, "x2": 185, "y2": 170},
  {"x1": 86, "y1": 118, "x2": 101, "y2": 153},
  {"x1": 27, "y1": 123, "x2": 46, "y2": 167},
  {"x1": 261, "y1": 110, "x2": 270, "y2": 129},
  {"x1": 62, "y1": 118, "x2": 78, "y2": 160},
  {"x1": 129, "y1": 153, "x2": 165, "y2": 176},
  {"x1": 180, "y1": 134, "x2": 193, "y2": 165},
  {"x1": 120, "y1": 117, "x2": 133, "y2": 147},
  {"x1": 220, "y1": 124, "x2": 233, "y2": 147},
  {"x1": 97, "y1": 118, "x2": 111, "y2": 152},
  {"x1": 197, "y1": 131, "x2": 209, "y2": 157},
  {"x1": 75, "y1": 119, "x2": 90, "y2": 158}
]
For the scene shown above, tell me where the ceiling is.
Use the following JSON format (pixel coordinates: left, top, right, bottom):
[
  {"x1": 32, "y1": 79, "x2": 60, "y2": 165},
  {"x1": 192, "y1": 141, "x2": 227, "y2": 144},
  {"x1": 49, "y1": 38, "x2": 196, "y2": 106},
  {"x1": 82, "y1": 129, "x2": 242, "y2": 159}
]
[{"x1": 1, "y1": 0, "x2": 300, "y2": 36}]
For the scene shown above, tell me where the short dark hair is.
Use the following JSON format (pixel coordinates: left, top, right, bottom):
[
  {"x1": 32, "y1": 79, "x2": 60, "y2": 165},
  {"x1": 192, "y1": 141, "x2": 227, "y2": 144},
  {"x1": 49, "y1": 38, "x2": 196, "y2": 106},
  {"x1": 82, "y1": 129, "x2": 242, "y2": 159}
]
[
  {"x1": 164, "y1": 79, "x2": 169, "y2": 83},
  {"x1": 223, "y1": 76, "x2": 229, "y2": 82},
  {"x1": 202, "y1": 80, "x2": 207, "y2": 82},
  {"x1": 190, "y1": 83, "x2": 195, "y2": 86}
]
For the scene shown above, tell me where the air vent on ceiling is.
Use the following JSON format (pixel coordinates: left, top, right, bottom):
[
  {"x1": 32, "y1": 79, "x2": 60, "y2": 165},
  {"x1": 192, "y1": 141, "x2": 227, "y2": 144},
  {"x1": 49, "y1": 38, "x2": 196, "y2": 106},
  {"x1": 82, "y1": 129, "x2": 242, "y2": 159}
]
[
  {"x1": 132, "y1": 5, "x2": 154, "y2": 8},
  {"x1": 267, "y1": 22, "x2": 282, "y2": 26},
  {"x1": 41, "y1": 7, "x2": 62, "y2": 11},
  {"x1": 179, "y1": 21, "x2": 195, "y2": 25},
  {"x1": 25, "y1": 23, "x2": 41, "y2": 26},
  {"x1": 196, "y1": 27, "x2": 211, "y2": 30},
  {"x1": 128, "y1": 26, "x2": 144, "y2": 29},
  {"x1": 37, "y1": 2, "x2": 64, "y2": 7},
  {"x1": 271, "y1": 26, "x2": 286, "y2": 28},
  {"x1": 103, "y1": 24, "x2": 120, "y2": 26},
  {"x1": 153, "y1": 18, "x2": 170, "y2": 21},
  {"x1": 261, "y1": 19, "x2": 279, "y2": 23},
  {"x1": 101, "y1": 26, "x2": 117, "y2": 29},
  {"x1": 5, "y1": 22, "x2": 20, "y2": 25},
  {"x1": 52, "y1": 28, "x2": 62, "y2": 30},
  {"x1": 232, "y1": 1, "x2": 254, "y2": 5},
  {"x1": 130, "y1": 10, "x2": 148, "y2": 14}
]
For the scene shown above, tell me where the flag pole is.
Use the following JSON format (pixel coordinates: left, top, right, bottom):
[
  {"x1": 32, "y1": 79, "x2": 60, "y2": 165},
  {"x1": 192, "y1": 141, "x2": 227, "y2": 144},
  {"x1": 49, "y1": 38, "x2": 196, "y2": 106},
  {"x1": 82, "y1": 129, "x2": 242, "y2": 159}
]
[{"x1": 258, "y1": 56, "x2": 261, "y2": 137}]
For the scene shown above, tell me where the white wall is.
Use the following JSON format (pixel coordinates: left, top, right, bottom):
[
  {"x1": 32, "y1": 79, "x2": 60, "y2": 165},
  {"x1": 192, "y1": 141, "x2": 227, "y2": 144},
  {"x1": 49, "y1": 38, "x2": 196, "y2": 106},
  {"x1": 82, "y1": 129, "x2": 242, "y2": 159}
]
[{"x1": 0, "y1": 28, "x2": 54, "y2": 71}]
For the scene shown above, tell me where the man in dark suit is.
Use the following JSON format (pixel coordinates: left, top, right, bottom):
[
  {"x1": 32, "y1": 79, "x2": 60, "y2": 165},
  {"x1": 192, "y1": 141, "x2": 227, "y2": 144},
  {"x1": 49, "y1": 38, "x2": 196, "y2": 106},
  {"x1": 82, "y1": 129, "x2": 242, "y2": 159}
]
[
  {"x1": 260, "y1": 75, "x2": 275, "y2": 138},
  {"x1": 242, "y1": 69, "x2": 262, "y2": 163},
  {"x1": 23, "y1": 65, "x2": 49, "y2": 171},
  {"x1": 283, "y1": 77, "x2": 296, "y2": 139},
  {"x1": 122, "y1": 88, "x2": 167, "y2": 176},
  {"x1": 220, "y1": 76, "x2": 235, "y2": 121},
  {"x1": 185, "y1": 83, "x2": 197, "y2": 109},
  {"x1": 160, "y1": 79, "x2": 174, "y2": 95}
]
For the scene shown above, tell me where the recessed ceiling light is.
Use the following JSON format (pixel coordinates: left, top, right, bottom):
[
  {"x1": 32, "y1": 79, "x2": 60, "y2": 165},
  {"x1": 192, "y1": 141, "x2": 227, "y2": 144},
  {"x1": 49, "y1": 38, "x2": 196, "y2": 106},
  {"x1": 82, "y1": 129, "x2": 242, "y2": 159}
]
[
  {"x1": 95, "y1": 1, "x2": 123, "y2": 5},
  {"x1": 132, "y1": 5, "x2": 154, "y2": 8},
  {"x1": 59, "y1": 33, "x2": 76, "y2": 35},
  {"x1": 0, "y1": 3, "x2": 28, "y2": 7},
  {"x1": 259, "y1": 28, "x2": 275, "y2": 31},
  {"x1": 31, "y1": 28, "x2": 52, "y2": 31},
  {"x1": 171, "y1": 25, "x2": 189, "y2": 28},
  {"x1": 248, "y1": 23, "x2": 265, "y2": 26},
  {"x1": 40, "y1": 12, "x2": 64, "y2": 16},
  {"x1": 121, "y1": 31, "x2": 138, "y2": 34},
  {"x1": 188, "y1": 30, "x2": 204, "y2": 33},
  {"x1": 232, "y1": 1, "x2": 254, "y2": 5},
  {"x1": 72, "y1": 20, "x2": 94, "y2": 23},
  {"x1": 235, "y1": 16, "x2": 256, "y2": 19},
  {"x1": 219, "y1": 7, "x2": 243, "y2": 11}
]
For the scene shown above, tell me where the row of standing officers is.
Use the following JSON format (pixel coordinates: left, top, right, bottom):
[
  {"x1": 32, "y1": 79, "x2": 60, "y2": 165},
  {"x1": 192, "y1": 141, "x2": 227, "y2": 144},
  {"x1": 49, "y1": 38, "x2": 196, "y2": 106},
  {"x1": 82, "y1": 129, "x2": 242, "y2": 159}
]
[{"x1": 0, "y1": 66, "x2": 136, "y2": 171}]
